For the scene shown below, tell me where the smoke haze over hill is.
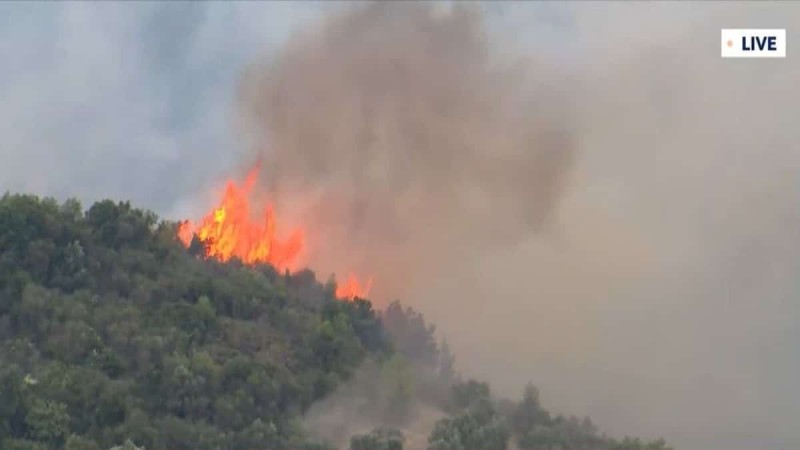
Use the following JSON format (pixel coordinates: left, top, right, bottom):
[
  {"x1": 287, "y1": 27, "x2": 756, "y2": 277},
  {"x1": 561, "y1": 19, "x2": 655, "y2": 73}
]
[
  {"x1": 236, "y1": 4, "x2": 800, "y2": 450},
  {"x1": 1, "y1": 2, "x2": 799, "y2": 449}
]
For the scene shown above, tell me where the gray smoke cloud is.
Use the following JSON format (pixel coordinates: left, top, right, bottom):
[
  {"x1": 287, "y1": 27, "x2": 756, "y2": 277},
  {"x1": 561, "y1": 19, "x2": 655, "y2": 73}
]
[
  {"x1": 236, "y1": 3, "x2": 576, "y2": 299},
  {"x1": 231, "y1": 3, "x2": 800, "y2": 450}
]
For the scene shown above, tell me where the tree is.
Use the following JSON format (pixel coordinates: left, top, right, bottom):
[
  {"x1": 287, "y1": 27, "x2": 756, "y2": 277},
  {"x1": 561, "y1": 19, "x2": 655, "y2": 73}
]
[
  {"x1": 65, "y1": 434, "x2": 101, "y2": 450},
  {"x1": 438, "y1": 338, "x2": 457, "y2": 382},
  {"x1": 25, "y1": 399, "x2": 70, "y2": 447},
  {"x1": 0, "y1": 194, "x2": 671, "y2": 450},
  {"x1": 108, "y1": 439, "x2": 144, "y2": 450},
  {"x1": 350, "y1": 427, "x2": 404, "y2": 450},
  {"x1": 231, "y1": 418, "x2": 282, "y2": 449},
  {"x1": 0, "y1": 364, "x2": 27, "y2": 437},
  {"x1": 608, "y1": 436, "x2": 672, "y2": 450},
  {"x1": 427, "y1": 412, "x2": 510, "y2": 450},
  {"x1": 518, "y1": 425, "x2": 557, "y2": 450},
  {"x1": 428, "y1": 380, "x2": 509, "y2": 450},
  {"x1": 1, "y1": 439, "x2": 49, "y2": 450},
  {"x1": 379, "y1": 354, "x2": 416, "y2": 424},
  {"x1": 512, "y1": 383, "x2": 550, "y2": 435},
  {"x1": 450, "y1": 380, "x2": 491, "y2": 414},
  {"x1": 381, "y1": 301, "x2": 439, "y2": 366}
]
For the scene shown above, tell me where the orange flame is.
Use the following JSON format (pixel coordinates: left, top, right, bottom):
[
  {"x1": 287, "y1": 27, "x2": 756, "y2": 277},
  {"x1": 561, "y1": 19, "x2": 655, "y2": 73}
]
[
  {"x1": 179, "y1": 163, "x2": 373, "y2": 300},
  {"x1": 178, "y1": 163, "x2": 303, "y2": 271},
  {"x1": 335, "y1": 273, "x2": 373, "y2": 300}
]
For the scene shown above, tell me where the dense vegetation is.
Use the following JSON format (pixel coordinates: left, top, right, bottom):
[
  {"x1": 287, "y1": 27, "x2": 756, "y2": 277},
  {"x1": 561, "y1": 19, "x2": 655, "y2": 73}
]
[
  {"x1": 0, "y1": 194, "x2": 671, "y2": 450},
  {"x1": 349, "y1": 428, "x2": 404, "y2": 450}
]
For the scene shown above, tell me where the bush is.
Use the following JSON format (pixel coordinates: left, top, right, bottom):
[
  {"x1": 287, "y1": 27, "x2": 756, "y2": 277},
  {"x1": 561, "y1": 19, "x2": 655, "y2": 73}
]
[{"x1": 350, "y1": 427, "x2": 405, "y2": 450}]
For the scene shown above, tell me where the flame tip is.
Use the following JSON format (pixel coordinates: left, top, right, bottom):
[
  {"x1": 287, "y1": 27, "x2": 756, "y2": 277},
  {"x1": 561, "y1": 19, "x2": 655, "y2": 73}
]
[{"x1": 180, "y1": 162, "x2": 373, "y2": 302}]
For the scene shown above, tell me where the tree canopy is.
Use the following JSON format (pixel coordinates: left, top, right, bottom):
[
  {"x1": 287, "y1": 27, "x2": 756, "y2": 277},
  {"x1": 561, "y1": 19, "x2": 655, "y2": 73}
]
[
  {"x1": 0, "y1": 194, "x2": 670, "y2": 450},
  {"x1": 0, "y1": 194, "x2": 387, "y2": 449}
]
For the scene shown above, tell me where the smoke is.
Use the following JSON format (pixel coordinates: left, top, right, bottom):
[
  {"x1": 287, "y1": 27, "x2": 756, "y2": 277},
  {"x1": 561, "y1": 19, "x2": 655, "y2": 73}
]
[
  {"x1": 236, "y1": 2, "x2": 576, "y2": 300},
  {"x1": 300, "y1": 358, "x2": 446, "y2": 449},
  {"x1": 234, "y1": 2, "x2": 800, "y2": 450}
]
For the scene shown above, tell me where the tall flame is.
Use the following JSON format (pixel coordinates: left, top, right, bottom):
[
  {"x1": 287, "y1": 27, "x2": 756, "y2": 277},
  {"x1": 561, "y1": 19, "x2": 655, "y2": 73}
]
[
  {"x1": 178, "y1": 163, "x2": 303, "y2": 271},
  {"x1": 179, "y1": 163, "x2": 372, "y2": 300},
  {"x1": 335, "y1": 273, "x2": 373, "y2": 300}
]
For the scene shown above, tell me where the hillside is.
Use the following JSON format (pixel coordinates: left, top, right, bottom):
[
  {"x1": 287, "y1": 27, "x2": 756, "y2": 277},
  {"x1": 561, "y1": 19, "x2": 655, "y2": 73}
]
[{"x1": 0, "y1": 194, "x2": 670, "y2": 450}]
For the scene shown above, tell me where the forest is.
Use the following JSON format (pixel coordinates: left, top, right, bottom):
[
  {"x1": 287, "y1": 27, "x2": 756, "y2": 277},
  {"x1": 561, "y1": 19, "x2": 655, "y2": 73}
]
[{"x1": 0, "y1": 193, "x2": 671, "y2": 450}]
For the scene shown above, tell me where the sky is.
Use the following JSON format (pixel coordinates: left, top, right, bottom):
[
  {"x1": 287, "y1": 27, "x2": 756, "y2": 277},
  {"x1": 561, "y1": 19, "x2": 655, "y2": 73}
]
[
  {"x1": 1, "y1": 3, "x2": 799, "y2": 450},
  {"x1": 0, "y1": 2, "x2": 324, "y2": 215},
  {"x1": 0, "y1": 1, "x2": 585, "y2": 218}
]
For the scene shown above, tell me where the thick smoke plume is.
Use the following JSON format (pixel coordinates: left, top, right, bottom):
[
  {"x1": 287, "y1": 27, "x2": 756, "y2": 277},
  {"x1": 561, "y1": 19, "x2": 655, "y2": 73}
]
[
  {"x1": 236, "y1": 3, "x2": 575, "y2": 300},
  {"x1": 233, "y1": 3, "x2": 800, "y2": 450}
]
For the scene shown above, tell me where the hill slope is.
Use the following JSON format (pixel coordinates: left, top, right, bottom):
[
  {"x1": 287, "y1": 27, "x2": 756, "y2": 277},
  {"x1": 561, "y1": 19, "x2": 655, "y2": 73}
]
[{"x1": 0, "y1": 194, "x2": 670, "y2": 450}]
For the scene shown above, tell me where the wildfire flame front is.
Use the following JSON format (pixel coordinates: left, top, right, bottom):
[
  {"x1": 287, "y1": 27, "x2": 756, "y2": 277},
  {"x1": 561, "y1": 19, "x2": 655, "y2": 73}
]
[{"x1": 178, "y1": 163, "x2": 371, "y2": 300}]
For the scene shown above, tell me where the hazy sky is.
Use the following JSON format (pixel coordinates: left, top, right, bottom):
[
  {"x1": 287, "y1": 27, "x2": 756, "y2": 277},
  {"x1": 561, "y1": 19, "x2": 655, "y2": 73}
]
[
  {"x1": 1, "y1": 3, "x2": 798, "y2": 450},
  {"x1": 0, "y1": 2, "x2": 324, "y2": 215},
  {"x1": 0, "y1": 1, "x2": 572, "y2": 216}
]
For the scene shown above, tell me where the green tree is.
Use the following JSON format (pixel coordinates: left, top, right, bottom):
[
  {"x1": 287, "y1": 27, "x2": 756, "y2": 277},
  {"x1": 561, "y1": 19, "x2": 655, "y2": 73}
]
[
  {"x1": 427, "y1": 412, "x2": 510, "y2": 450},
  {"x1": 450, "y1": 380, "x2": 491, "y2": 414},
  {"x1": 350, "y1": 427, "x2": 404, "y2": 450},
  {"x1": 25, "y1": 399, "x2": 70, "y2": 447},
  {"x1": 512, "y1": 383, "x2": 550, "y2": 435},
  {"x1": 1, "y1": 439, "x2": 49, "y2": 450},
  {"x1": 0, "y1": 194, "x2": 671, "y2": 450},
  {"x1": 428, "y1": 380, "x2": 509, "y2": 450},
  {"x1": 0, "y1": 364, "x2": 27, "y2": 438},
  {"x1": 438, "y1": 338, "x2": 457, "y2": 382},
  {"x1": 380, "y1": 354, "x2": 416, "y2": 424},
  {"x1": 108, "y1": 439, "x2": 144, "y2": 450},
  {"x1": 65, "y1": 434, "x2": 101, "y2": 450},
  {"x1": 381, "y1": 301, "x2": 439, "y2": 366}
]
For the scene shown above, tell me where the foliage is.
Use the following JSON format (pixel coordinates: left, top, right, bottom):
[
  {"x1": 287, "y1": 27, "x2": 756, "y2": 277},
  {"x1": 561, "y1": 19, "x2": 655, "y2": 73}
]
[
  {"x1": 349, "y1": 427, "x2": 404, "y2": 450},
  {"x1": 108, "y1": 440, "x2": 143, "y2": 450},
  {"x1": 0, "y1": 193, "x2": 670, "y2": 450},
  {"x1": 381, "y1": 301, "x2": 439, "y2": 367},
  {"x1": 427, "y1": 411, "x2": 510, "y2": 450},
  {"x1": 607, "y1": 436, "x2": 672, "y2": 450},
  {"x1": 508, "y1": 387, "x2": 672, "y2": 450},
  {"x1": 511, "y1": 383, "x2": 551, "y2": 435},
  {"x1": 378, "y1": 354, "x2": 415, "y2": 424},
  {"x1": 0, "y1": 194, "x2": 385, "y2": 449},
  {"x1": 427, "y1": 380, "x2": 510, "y2": 450},
  {"x1": 428, "y1": 380, "x2": 672, "y2": 450}
]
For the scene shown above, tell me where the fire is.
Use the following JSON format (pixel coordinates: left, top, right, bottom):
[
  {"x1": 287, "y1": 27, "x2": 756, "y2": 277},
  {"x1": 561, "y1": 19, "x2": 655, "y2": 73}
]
[
  {"x1": 178, "y1": 163, "x2": 304, "y2": 271},
  {"x1": 179, "y1": 163, "x2": 373, "y2": 300},
  {"x1": 335, "y1": 273, "x2": 373, "y2": 300}
]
